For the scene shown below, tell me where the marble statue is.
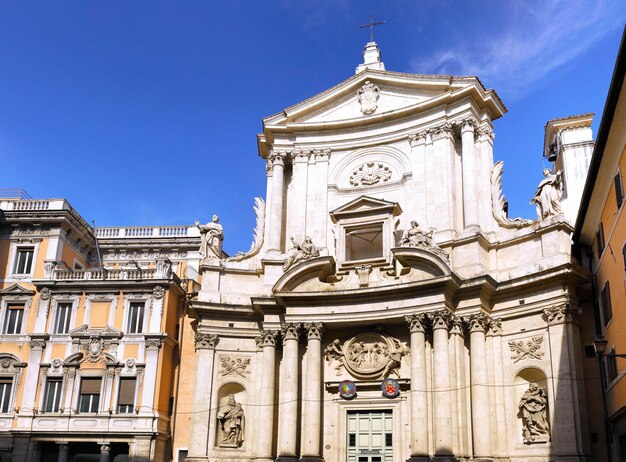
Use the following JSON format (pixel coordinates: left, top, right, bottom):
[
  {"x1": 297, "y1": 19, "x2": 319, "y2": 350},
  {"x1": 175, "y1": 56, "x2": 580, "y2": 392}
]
[
  {"x1": 530, "y1": 169, "x2": 563, "y2": 220},
  {"x1": 217, "y1": 394, "x2": 245, "y2": 447},
  {"x1": 283, "y1": 236, "x2": 320, "y2": 271},
  {"x1": 196, "y1": 215, "x2": 224, "y2": 261},
  {"x1": 324, "y1": 339, "x2": 345, "y2": 374},
  {"x1": 399, "y1": 221, "x2": 434, "y2": 247},
  {"x1": 518, "y1": 383, "x2": 550, "y2": 443}
]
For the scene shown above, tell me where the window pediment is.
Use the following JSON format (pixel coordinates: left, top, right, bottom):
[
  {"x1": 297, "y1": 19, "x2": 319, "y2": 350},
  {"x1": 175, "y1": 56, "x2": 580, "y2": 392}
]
[{"x1": 330, "y1": 196, "x2": 401, "y2": 223}]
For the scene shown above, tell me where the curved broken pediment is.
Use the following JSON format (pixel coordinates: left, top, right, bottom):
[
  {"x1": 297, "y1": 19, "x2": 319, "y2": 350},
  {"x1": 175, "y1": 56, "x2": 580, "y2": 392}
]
[
  {"x1": 273, "y1": 256, "x2": 336, "y2": 293},
  {"x1": 391, "y1": 247, "x2": 452, "y2": 278}
]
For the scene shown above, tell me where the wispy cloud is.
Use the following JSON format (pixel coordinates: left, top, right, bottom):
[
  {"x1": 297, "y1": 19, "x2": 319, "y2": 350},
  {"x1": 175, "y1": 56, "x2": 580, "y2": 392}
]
[{"x1": 411, "y1": 0, "x2": 625, "y2": 99}]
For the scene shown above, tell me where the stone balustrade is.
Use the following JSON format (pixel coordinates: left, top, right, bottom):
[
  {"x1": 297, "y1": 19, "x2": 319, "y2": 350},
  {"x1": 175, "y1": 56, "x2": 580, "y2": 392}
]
[{"x1": 95, "y1": 225, "x2": 199, "y2": 238}]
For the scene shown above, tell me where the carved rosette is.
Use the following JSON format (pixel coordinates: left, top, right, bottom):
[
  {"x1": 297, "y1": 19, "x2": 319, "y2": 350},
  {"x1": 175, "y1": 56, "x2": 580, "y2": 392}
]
[
  {"x1": 405, "y1": 313, "x2": 429, "y2": 333},
  {"x1": 195, "y1": 333, "x2": 219, "y2": 350},
  {"x1": 467, "y1": 313, "x2": 491, "y2": 333},
  {"x1": 304, "y1": 322, "x2": 324, "y2": 341},
  {"x1": 281, "y1": 323, "x2": 301, "y2": 343},
  {"x1": 255, "y1": 329, "x2": 279, "y2": 349},
  {"x1": 543, "y1": 304, "x2": 581, "y2": 325},
  {"x1": 431, "y1": 310, "x2": 453, "y2": 330}
]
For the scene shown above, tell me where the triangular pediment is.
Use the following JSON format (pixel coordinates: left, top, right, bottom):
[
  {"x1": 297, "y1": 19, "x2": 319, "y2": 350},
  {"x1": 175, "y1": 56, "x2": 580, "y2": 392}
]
[
  {"x1": 330, "y1": 195, "x2": 402, "y2": 222},
  {"x1": 0, "y1": 283, "x2": 35, "y2": 296},
  {"x1": 262, "y1": 69, "x2": 505, "y2": 128}
]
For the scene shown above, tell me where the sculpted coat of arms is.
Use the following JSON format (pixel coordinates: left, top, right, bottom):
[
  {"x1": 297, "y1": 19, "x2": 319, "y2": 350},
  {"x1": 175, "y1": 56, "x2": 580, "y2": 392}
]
[
  {"x1": 324, "y1": 333, "x2": 408, "y2": 380},
  {"x1": 357, "y1": 81, "x2": 380, "y2": 115}
]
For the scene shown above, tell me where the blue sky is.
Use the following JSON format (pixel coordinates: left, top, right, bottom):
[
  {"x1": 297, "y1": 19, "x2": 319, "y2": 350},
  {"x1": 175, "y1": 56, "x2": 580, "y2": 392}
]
[{"x1": 0, "y1": 1, "x2": 624, "y2": 255}]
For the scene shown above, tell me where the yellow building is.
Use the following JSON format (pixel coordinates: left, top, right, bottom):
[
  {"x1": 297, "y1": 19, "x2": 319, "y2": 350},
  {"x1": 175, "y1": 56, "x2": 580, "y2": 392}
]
[
  {"x1": 574, "y1": 27, "x2": 626, "y2": 461},
  {"x1": 0, "y1": 193, "x2": 199, "y2": 462}
]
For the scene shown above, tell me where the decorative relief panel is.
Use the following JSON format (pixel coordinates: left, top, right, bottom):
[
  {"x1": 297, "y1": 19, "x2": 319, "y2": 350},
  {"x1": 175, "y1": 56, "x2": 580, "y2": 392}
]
[
  {"x1": 324, "y1": 332, "x2": 409, "y2": 380},
  {"x1": 219, "y1": 356, "x2": 251, "y2": 378},
  {"x1": 349, "y1": 162, "x2": 392, "y2": 187},
  {"x1": 509, "y1": 336, "x2": 544, "y2": 363}
]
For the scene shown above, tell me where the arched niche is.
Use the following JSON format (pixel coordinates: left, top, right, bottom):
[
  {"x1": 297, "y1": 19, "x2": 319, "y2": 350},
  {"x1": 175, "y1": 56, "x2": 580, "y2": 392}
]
[
  {"x1": 215, "y1": 382, "x2": 247, "y2": 449},
  {"x1": 513, "y1": 367, "x2": 550, "y2": 445}
]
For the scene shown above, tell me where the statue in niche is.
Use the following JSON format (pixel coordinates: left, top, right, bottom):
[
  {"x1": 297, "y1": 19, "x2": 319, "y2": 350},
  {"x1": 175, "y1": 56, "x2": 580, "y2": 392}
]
[
  {"x1": 283, "y1": 236, "x2": 320, "y2": 271},
  {"x1": 518, "y1": 383, "x2": 550, "y2": 443},
  {"x1": 196, "y1": 215, "x2": 224, "y2": 261},
  {"x1": 217, "y1": 394, "x2": 245, "y2": 447},
  {"x1": 530, "y1": 169, "x2": 563, "y2": 220},
  {"x1": 399, "y1": 221, "x2": 434, "y2": 248}
]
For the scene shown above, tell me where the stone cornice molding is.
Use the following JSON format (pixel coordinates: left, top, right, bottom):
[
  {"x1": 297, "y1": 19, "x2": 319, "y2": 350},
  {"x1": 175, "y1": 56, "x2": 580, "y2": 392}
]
[
  {"x1": 255, "y1": 329, "x2": 280, "y2": 349},
  {"x1": 543, "y1": 303, "x2": 581, "y2": 325},
  {"x1": 194, "y1": 332, "x2": 219, "y2": 350},
  {"x1": 405, "y1": 313, "x2": 429, "y2": 333},
  {"x1": 304, "y1": 322, "x2": 324, "y2": 341},
  {"x1": 281, "y1": 322, "x2": 301, "y2": 343}
]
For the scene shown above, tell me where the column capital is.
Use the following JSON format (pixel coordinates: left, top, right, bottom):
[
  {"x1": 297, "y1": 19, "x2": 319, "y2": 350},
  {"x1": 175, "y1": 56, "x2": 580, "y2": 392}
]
[
  {"x1": 29, "y1": 334, "x2": 49, "y2": 350},
  {"x1": 431, "y1": 122, "x2": 454, "y2": 140},
  {"x1": 487, "y1": 317, "x2": 503, "y2": 336},
  {"x1": 543, "y1": 303, "x2": 581, "y2": 325},
  {"x1": 405, "y1": 313, "x2": 429, "y2": 333},
  {"x1": 256, "y1": 329, "x2": 280, "y2": 348},
  {"x1": 194, "y1": 333, "x2": 219, "y2": 350},
  {"x1": 431, "y1": 309, "x2": 453, "y2": 330},
  {"x1": 304, "y1": 322, "x2": 324, "y2": 340},
  {"x1": 476, "y1": 125, "x2": 495, "y2": 141},
  {"x1": 449, "y1": 316, "x2": 465, "y2": 336},
  {"x1": 467, "y1": 312, "x2": 491, "y2": 333},
  {"x1": 268, "y1": 151, "x2": 286, "y2": 167},
  {"x1": 312, "y1": 148, "x2": 331, "y2": 161},
  {"x1": 100, "y1": 444, "x2": 110, "y2": 452},
  {"x1": 459, "y1": 117, "x2": 478, "y2": 133},
  {"x1": 291, "y1": 149, "x2": 311, "y2": 163},
  {"x1": 281, "y1": 322, "x2": 301, "y2": 343}
]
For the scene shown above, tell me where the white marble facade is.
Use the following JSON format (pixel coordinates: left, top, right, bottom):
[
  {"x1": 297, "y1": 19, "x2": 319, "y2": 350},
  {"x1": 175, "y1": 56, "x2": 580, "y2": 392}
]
[{"x1": 187, "y1": 42, "x2": 596, "y2": 462}]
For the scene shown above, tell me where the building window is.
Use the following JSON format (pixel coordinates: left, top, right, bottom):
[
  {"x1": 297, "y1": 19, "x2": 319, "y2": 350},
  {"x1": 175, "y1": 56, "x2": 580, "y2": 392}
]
[
  {"x1": 346, "y1": 224, "x2": 384, "y2": 261},
  {"x1": 13, "y1": 247, "x2": 34, "y2": 275},
  {"x1": 607, "y1": 348, "x2": 618, "y2": 382},
  {"x1": 127, "y1": 302, "x2": 145, "y2": 334},
  {"x1": 117, "y1": 378, "x2": 136, "y2": 413},
  {"x1": 0, "y1": 378, "x2": 12, "y2": 413},
  {"x1": 600, "y1": 282, "x2": 613, "y2": 325},
  {"x1": 615, "y1": 172, "x2": 624, "y2": 209},
  {"x1": 53, "y1": 303, "x2": 72, "y2": 334},
  {"x1": 78, "y1": 378, "x2": 101, "y2": 413},
  {"x1": 3, "y1": 304, "x2": 24, "y2": 335},
  {"x1": 596, "y1": 223, "x2": 606, "y2": 259},
  {"x1": 43, "y1": 378, "x2": 63, "y2": 413}
]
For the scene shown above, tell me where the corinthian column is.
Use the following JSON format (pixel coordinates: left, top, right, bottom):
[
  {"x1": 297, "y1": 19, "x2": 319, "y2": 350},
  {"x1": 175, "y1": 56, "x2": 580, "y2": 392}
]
[
  {"x1": 277, "y1": 323, "x2": 301, "y2": 461},
  {"x1": 467, "y1": 313, "x2": 492, "y2": 458},
  {"x1": 188, "y1": 333, "x2": 219, "y2": 459},
  {"x1": 461, "y1": 119, "x2": 479, "y2": 228},
  {"x1": 432, "y1": 310, "x2": 453, "y2": 457},
  {"x1": 256, "y1": 329, "x2": 280, "y2": 461},
  {"x1": 301, "y1": 322, "x2": 324, "y2": 462},
  {"x1": 406, "y1": 314, "x2": 429, "y2": 462},
  {"x1": 268, "y1": 152, "x2": 286, "y2": 253}
]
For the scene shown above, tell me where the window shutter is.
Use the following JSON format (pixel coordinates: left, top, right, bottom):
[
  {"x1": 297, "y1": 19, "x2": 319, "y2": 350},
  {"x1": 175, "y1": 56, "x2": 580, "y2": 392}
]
[
  {"x1": 615, "y1": 172, "x2": 624, "y2": 208},
  {"x1": 118, "y1": 378, "x2": 136, "y2": 405},
  {"x1": 80, "y1": 378, "x2": 101, "y2": 394}
]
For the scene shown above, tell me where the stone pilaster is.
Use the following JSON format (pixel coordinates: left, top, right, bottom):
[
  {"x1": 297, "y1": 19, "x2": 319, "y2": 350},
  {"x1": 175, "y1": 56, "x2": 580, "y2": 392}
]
[
  {"x1": 406, "y1": 314, "x2": 429, "y2": 462},
  {"x1": 476, "y1": 125, "x2": 496, "y2": 232},
  {"x1": 267, "y1": 152, "x2": 286, "y2": 253},
  {"x1": 301, "y1": 322, "x2": 324, "y2": 462},
  {"x1": 188, "y1": 333, "x2": 219, "y2": 459},
  {"x1": 467, "y1": 313, "x2": 492, "y2": 459},
  {"x1": 99, "y1": 444, "x2": 110, "y2": 462},
  {"x1": 488, "y1": 319, "x2": 506, "y2": 456},
  {"x1": 277, "y1": 323, "x2": 301, "y2": 461},
  {"x1": 431, "y1": 309, "x2": 454, "y2": 457},
  {"x1": 543, "y1": 304, "x2": 584, "y2": 456},
  {"x1": 290, "y1": 150, "x2": 310, "y2": 240},
  {"x1": 450, "y1": 316, "x2": 469, "y2": 457},
  {"x1": 460, "y1": 119, "x2": 479, "y2": 228},
  {"x1": 255, "y1": 329, "x2": 280, "y2": 461},
  {"x1": 21, "y1": 335, "x2": 47, "y2": 414},
  {"x1": 57, "y1": 443, "x2": 69, "y2": 462}
]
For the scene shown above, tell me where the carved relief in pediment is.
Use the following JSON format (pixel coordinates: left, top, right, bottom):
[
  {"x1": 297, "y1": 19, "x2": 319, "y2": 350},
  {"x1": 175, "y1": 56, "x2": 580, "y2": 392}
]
[
  {"x1": 324, "y1": 333, "x2": 408, "y2": 380},
  {"x1": 349, "y1": 162, "x2": 392, "y2": 187}
]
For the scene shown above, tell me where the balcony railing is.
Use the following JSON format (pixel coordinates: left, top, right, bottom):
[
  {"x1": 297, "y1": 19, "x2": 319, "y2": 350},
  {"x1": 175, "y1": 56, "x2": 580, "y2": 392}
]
[{"x1": 94, "y1": 225, "x2": 199, "y2": 238}]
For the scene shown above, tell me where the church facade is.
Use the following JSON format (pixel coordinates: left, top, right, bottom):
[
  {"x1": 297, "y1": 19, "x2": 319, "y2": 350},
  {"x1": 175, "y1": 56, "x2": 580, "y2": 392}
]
[{"x1": 173, "y1": 42, "x2": 603, "y2": 462}]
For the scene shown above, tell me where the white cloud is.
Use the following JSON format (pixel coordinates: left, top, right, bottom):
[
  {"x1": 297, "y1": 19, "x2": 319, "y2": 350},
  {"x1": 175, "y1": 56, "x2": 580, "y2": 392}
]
[{"x1": 411, "y1": 0, "x2": 625, "y2": 99}]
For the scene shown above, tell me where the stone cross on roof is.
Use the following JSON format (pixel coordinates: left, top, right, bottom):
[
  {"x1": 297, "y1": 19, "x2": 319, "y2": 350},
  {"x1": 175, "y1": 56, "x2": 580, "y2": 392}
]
[{"x1": 359, "y1": 14, "x2": 385, "y2": 43}]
